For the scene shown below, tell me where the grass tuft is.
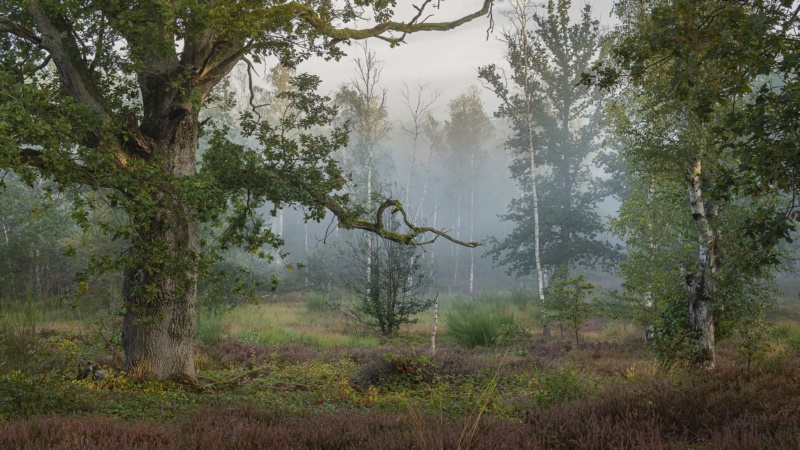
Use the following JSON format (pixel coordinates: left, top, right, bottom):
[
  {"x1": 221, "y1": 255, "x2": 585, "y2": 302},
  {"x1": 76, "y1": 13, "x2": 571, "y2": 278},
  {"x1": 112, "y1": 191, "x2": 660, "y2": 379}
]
[{"x1": 445, "y1": 302, "x2": 516, "y2": 348}]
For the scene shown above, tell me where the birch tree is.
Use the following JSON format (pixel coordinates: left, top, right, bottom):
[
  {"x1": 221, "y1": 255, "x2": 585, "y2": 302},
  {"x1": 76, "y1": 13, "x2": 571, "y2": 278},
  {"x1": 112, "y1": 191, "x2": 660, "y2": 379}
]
[
  {"x1": 480, "y1": 0, "x2": 611, "y2": 334},
  {"x1": 336, "y1": 43, "x2": 393, "y2": 288},
  {"x1": 444, "y1": 86, "x2": 492, "y2": 295},
  {"x1": 604, "y1": 0, "x2": 790, "y2": 368}
]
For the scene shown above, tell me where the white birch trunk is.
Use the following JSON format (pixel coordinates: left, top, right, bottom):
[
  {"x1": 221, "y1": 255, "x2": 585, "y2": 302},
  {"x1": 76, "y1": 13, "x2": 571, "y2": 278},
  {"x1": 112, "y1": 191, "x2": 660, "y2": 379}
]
[
  {"x1": 431, "y1": 291, "x2": 439, "y2": 356},
  {"x1": 453, "y1": 199, "x2": 461, "y2": 291},
  {"x1": 643, "y1": 292, "x2": 654, "y2": 343},
  {"x1": 366, "y1": 151, "x2": 373, "y2": 288},
  {"x1": 508, "y1": 0, "x2": 548, "y2": 336},
  {"x1": 529, "y1": 96, "x2": 548, "y2": 337},
  {"x1": 686, "y1": 158, "x2": 718, "y2": 369},
  {"x1": 304, "y1": 221, "x2": 309, "y2": 287},
  {"x1": 431, "y1": 201, "x2": 438, "y2": 280},
  {"x1": 469, "y1": 151, "x2": 475, "y2": 296}
]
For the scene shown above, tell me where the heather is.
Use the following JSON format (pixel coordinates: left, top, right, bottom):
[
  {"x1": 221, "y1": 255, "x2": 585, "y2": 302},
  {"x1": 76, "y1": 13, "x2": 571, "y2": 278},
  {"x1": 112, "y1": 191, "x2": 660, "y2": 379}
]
[{"x1": 2, "y1": 293, "x2": 800, "y2": 449}]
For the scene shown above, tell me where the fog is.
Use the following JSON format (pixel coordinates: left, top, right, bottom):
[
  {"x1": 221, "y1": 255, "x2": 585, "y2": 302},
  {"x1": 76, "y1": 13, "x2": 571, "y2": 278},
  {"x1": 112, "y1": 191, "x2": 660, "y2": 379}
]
[
  {"x1": 266, "y1": 51, "x2": 624, "y2": 295},
  {"x1": 255, "y1": 0, "x2": 627, "y2": 295}
]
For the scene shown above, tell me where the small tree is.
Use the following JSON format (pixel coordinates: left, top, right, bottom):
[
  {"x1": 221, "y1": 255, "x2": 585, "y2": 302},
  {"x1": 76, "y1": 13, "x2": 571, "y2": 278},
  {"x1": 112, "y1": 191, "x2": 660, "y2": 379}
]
[
  {"x1": 338, "y1": 213, "x2": 434, "y2": 336},
  {"x1": 547, "y1": 267, "x2": 594, "y2": 346}
]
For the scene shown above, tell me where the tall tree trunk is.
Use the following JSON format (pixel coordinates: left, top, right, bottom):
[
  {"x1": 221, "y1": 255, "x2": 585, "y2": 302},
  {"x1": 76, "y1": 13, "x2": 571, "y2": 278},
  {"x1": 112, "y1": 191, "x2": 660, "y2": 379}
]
[
  {"x1": 452, "y1": 193, "x2": 461, "y2": 292},
  {"x1": 366, "y1": 148, "x2": 373, "y2": 288},
  {"x1": 122, "y1": 110, "x2": 200, "y2": 381},
  {"x1": 430, "y1": 200, "x2": 438, "y2": 281},
  {"x1": 469, "y1": 152, "x2": 475, "y2": 296},
  {"x1": 509, "y1": 0, "x2": 548, "y2": 336},
  {"x1": 530, "y1": 126, "x2": 548, "y2": 336},
  {"x1": 685, "y1": 158, "x2": 718, "y2": 369},
  {"x1": 304, "y1": 221, "x2": 309, "y2": 287}
]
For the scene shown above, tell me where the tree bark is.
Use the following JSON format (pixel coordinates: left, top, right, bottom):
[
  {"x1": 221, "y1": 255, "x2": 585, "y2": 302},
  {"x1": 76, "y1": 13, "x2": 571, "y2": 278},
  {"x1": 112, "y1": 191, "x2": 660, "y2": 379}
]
[
  {"x1": 531, "y1": 119, "x2": 548, "y2": 337},
  {"x1": 122, "y1": 109, "x2": 200, "y2": 380},
  {"x1": 685, "y1": 158, "x2": 718, "y2": 369}
]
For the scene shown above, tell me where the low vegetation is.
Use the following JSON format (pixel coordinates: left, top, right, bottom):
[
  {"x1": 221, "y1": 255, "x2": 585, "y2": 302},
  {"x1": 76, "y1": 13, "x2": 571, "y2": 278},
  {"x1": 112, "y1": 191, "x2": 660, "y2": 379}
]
[{"x1": 2, "y1": 291, "x2": 800, "y2": 449}]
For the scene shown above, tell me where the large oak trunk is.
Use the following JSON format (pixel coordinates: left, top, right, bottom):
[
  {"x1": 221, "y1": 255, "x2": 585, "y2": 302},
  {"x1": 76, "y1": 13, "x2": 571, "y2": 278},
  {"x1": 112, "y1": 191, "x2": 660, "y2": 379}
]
[
  {"x1": 121, "y1": 108, "x2": 201, "y2": 380},
  {"x1": 121, "y1": 213, "x2": 199, "y2": 380}
]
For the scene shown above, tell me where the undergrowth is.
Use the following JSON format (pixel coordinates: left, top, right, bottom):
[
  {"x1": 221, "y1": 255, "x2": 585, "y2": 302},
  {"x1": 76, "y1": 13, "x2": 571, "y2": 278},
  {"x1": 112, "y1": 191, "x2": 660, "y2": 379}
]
[{"x1": 2, "y1": 295, "x2": 800, "y2": 449}]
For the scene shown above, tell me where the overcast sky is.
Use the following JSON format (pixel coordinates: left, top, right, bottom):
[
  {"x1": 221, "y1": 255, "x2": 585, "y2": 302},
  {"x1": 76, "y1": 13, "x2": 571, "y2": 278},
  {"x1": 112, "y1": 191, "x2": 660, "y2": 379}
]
[{"x1": 297, "y1": 0, "x2": 616, "y2": 119}]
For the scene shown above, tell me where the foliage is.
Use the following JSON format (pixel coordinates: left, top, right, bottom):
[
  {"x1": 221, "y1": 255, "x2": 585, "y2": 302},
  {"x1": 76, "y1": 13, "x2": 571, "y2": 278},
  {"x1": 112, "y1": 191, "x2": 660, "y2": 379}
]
[
  {"x1": 602, "y1": 0, "x2": 790, "y2": 365},
  {"x1": 546, "y1": 268, "x2": 595, "y2": 346},
  {"x1": 495, "y1": 323, "x2": 533, "y2": 349},
  {"x1": 532, "y1": 365, "x2": 597, "y2": 409},
  {"x1": 597, "y1": 0, "x2": 800, "y2": 225},
  {"x1": 0, "y1": 176, "x2": 77, "y2": 300},
  {"x1": 380, "y1": 352, "x2": 435, "y2": 389},
  {"x1": 337, "y1": 216, "x2": 434, "y2": 336},
  {"x1": 481, "y1": 0, "x2": 619, "y2": 280},
  {"x1": 0, "y1": 0, "x2": 489, "y2": 379},
  {"x1": 0, "y1": 371, "x2": 95, "y2": 419},
  {"x1": 734, "y1": 314, "x2": 771, "y2": 375},
  {"x1": 445, "y1": 302, "x2": 517, "y2": 348}
]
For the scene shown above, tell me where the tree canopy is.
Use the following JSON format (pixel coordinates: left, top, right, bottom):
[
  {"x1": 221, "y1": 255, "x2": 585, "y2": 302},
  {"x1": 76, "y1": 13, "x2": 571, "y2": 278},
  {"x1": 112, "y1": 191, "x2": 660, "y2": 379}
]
[{"x1": 0, "y1": 0, "x2": 490, "y2": 379}]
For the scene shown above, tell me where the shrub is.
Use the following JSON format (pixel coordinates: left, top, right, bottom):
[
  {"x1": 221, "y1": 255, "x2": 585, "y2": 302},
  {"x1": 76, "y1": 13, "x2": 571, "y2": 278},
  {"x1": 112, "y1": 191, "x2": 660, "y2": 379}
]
[
  {"x1": 545, "y1": 267, "x2": 595, "y2": 346},
  {"x1": 532, "y1": 364, "x2": 597, "y2": 409},
  {"x1": 355, "y1": 352, "x2": 435, "y2": 389},
  {"x1": 335, "y1": 217, "x2": 434, "y2": 336},
  {"x1": 382, "y1": 352, "x2": 435, "y2": 387},
  {"x1": 445, "y1": 303, "x2": 516, "y2": 348}
]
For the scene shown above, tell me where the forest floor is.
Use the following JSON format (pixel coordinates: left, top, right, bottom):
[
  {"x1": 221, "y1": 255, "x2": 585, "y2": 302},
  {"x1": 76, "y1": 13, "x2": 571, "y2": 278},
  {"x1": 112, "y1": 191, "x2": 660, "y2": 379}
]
[{"x1": 1, "y1": 291, "x2": 800, "y2": 449}]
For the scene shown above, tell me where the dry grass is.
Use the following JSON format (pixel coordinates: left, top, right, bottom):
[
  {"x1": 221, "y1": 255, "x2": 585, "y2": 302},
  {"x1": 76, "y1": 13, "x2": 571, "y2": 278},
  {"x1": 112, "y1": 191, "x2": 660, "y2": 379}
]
[{"x1": 5, "y1": 290, "x2": 800, "y2": 449}]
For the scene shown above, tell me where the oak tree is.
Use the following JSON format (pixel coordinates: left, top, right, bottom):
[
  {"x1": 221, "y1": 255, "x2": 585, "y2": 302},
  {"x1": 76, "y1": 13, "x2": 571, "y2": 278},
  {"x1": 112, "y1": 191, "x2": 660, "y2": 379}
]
[{"x1": 0, "y1": 0, "x2": 488, "y2": 380}]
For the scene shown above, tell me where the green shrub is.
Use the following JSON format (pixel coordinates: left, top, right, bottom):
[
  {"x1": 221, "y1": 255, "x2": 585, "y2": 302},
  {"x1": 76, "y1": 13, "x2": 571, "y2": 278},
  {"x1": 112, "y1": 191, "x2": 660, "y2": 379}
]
[
  {"x1": 496, "y1": 323, "x2": 532, "y2": 348},
  {"x1": 381, "y1": 352, "x2": 435, "y2": 388},
  {"x1": 533, "y1": 365, "x2": 597, "y2": 408},
  {"x1": 445, "y1": 303, "x2": 516, "y2": 348}
]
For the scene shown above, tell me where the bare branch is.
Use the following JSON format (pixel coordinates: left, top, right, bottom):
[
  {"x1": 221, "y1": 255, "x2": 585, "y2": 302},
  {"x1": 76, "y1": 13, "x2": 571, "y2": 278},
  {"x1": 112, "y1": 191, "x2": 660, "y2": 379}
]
[
  {"x1": 332, "y1": 197, "x2": 479, "y2": 248},
  {"x1": 243, "y1": 57, "x2": 269, "y2": 122},
  {"x1": 293, "y1": 0, "x2": 494, "y2": 45}
]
